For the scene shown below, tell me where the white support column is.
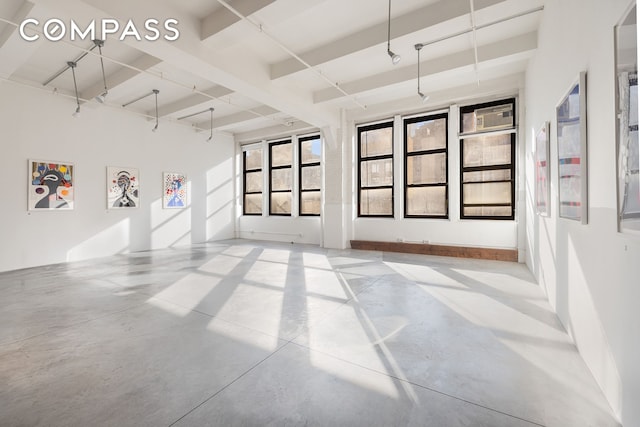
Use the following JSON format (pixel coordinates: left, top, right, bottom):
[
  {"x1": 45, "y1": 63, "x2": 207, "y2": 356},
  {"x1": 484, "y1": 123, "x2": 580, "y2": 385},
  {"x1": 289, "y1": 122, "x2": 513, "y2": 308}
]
[{"x1": 321, "y1": 111, "x2": 348, "y2": 249}]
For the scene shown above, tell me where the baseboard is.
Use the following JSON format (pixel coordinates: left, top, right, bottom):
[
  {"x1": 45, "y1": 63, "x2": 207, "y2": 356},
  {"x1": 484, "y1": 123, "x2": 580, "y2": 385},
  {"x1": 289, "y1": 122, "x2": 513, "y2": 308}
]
[{"x1": 349, "y1": 240, "x2": 518, "y2": 262}]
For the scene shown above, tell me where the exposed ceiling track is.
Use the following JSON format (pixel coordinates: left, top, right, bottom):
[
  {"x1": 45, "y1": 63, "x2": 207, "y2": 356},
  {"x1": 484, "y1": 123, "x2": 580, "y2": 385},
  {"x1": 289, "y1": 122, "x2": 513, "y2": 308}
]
[
  {"x1": 0, "y1": 16, "x2": 285, "y2": 126},
  {"x1": 214, "y1": 0, "x2": 367, "y2": 110},
  {"x1": 469, "y1": 0, "x2": 480, "y2": 86}
]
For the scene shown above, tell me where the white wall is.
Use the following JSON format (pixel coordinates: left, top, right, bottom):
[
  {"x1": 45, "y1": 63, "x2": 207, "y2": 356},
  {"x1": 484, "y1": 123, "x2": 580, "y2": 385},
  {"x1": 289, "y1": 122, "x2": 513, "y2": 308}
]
[
  {"x1": 0, "y1": 81, "x2": 235, "y2": 273},
  {"x1": 525, "y1": 1, "x2": 640, "y2": 424}
]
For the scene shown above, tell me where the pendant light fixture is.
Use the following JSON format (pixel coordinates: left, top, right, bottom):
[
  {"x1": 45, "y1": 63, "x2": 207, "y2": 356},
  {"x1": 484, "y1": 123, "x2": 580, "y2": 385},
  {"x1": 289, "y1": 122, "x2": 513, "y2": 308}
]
[
  {"x1": 415, "y1": 43, "x2": 429, "y2": 102},
  {"x1": 387, "y1": 0, "x2": 400, "y2": 65},
  {"x1": 207, "y1": 107, "x2": 214, "y2": 142},
  {"x1": 177, "y1": 107, "x2": 215, "y2": 141},
  {"x1": 122, "y1": 89, "x2": 160, "y2": 132},
  {"x1": 67, "y1": 61, "x2": 81, "y2": 117},
  {"x1": 152, "y1": 89, "x2": 159, "y2": 132},
  {"x1": 93, "y1": 39, "x2": 108, "y2": 103}
]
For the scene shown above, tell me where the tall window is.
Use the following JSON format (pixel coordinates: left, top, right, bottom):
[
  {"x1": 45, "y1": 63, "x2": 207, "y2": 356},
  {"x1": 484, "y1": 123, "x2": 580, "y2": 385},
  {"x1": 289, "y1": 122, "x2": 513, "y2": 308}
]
[
  {"x1": 404, "y1": 113, "x2": 448, "y2": 218},
  {"x1": 459, "y1": 99, "x2": 516, "y2": 219},
  {"x1": 243, "y1": 145, "x2": 263, "y2": 215},
  {"x1": 299, "y1": 135, "x2": 321, "y2": 216},
  {"x1": 358, "y1": 121, "x2": 394, "y2": 217},
  {"x1": 269, "y1": 140, "x2": 292, "y2": 215}
]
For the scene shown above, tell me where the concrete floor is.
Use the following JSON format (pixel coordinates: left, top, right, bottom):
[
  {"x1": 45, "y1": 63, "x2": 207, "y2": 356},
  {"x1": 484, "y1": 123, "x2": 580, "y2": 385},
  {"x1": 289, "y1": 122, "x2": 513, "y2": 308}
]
[{"x1": 0, "y1": 240, "x2": 619, "y2": 427}]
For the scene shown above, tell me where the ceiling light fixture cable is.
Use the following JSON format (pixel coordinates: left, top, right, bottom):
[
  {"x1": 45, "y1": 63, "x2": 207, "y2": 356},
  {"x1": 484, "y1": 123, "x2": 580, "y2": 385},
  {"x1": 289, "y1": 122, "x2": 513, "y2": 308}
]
[
  {"x1": 42, "y1": 41, "x2": 99, "y2": 86},
  {"x1": 176, "y1": 107, "x2": 215, "y2": 141},
  {"x1": 121, "y1": 89, "x2": 160, "y2": 131},
  {"x1": 67, "y1": 61, "x2": 81, "y2": 117},
  {"x1": 387, "y1": 0, "x2": 400, "y2": 65},
  {"x1": 207, "y1": 107, "x2": 214, "y2": 141},
  {"x1": 94, "y1": 39, "x2": 109, "y2": 103},
  {"x1": 152, "y1": 89, "x2": 159, "y2": 132},
  {"x1": 415, "y1": 44, "x2": 429, "y2": 103}
]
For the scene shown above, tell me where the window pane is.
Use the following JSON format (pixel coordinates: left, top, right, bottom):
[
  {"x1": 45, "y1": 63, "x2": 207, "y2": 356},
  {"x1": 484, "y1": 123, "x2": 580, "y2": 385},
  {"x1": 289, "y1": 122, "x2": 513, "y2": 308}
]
[
  {"x1": 245, "y1": 148, "x2": 262, "y2": 170},
  {"x1": 271, "y1": 142, "x2": 292, "y2": 167},
  {"x1": 360, "y1": 126, "x2": 393, "y2": 157},
  {"x1": 244, "y1": 194, "x2": 262, "y2": 214},
  {"x1": 406, "y1": 186, "x2": 446, "y2": 216},
  {"x1": 463, "y1": 206, "x2": 512, "y2": 217},
  {"x1": 301, "y1": 191, "x2": 321, "y2": 215},
  {"x1": 463, "y1": 169, "x2": 511, "y2": 183},
  {"x1": 407, "y1": 153, "x2": 446, "y2": 185},
  {"x1": 462, "y1": 102, "x2": 514, "y2": 133},
  {"x1": 301, "y1": 138, "x2": 321, "y2": 164},
  {"x1": 361, "y1": 158, "x2": 393, "y2": 187},
  {"x1": 271, "y1": 168, "x2": 291, "y2": 191},
  {"x1": 245, "y1": 171, "x2": 263, "y2": 193},
  {"x1": 360, "y1": 188, "x2": 393, "y2": 216},
  {"x1": 407, "y1": 118, "x2": 446, "y2": 152},
  {"x1": 463, "y1": 182, "x2": 511, "y2": 205},
  {"x1": 301, "y1": 165, "x2": 321, "y2": 190},
  {"x1": 462, "y1": 134, "x2": 512, "y2": 168},
  {"x1": 271, "y1": 192, "x2": 291, "y2": 214}
]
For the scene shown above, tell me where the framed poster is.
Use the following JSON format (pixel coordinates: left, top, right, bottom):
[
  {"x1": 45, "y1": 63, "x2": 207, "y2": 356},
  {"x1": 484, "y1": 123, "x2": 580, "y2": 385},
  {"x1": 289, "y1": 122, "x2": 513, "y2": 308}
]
[
  {"x1": 28, "y1": 160, "x2": 74, "y2": 210},
  {"x1": 535, "y1": 121, "x2": 551, "y2": 216},
  {"x1": 556, "y1": 72, "x2": 588, "y2": 223},
  {"x1": 163, "y1": 172, "x2": 187, "y2": 209},
  {"x1": 107, "y1": 166, "x2": 139, "y2": 209}
]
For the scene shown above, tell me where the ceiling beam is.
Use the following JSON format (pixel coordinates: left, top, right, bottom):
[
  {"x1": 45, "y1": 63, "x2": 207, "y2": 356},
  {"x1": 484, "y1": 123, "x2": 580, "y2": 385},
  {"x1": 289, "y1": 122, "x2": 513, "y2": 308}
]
[
  {"x1": 201, "y1": 0, "x2": 276, "y2": 41},
  {"x1": 313, "y1": 31, "x2": 537, "y2": 103},
  {"x1": 270, "y1": 0, "x2": 507, "y2": 79},
  {"x1": 155, "y1": 85, "x2": 234, "y2": 117},
  {"x1": 0, "y1": 1, "x2": 44, "y2": 77},
  {"x1": 235, "y1": 120, "x2": 315, "y2": 143},
  {"x1": 0, "y1": 1, "x2": 34, "y2": 48}
]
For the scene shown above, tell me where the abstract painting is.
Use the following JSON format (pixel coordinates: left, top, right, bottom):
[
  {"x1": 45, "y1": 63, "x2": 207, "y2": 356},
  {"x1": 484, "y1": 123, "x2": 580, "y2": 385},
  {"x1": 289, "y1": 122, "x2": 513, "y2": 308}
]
[
  {"x1": 163, "y1": 172, "x2": 187, "y2": 209},
  {"x1": 28, "y1": 160, "x2": 74, "y2": 210},
  {"x1": 107, "y1": 166, "x2": 140, "y2": 209},
  {"x1": 535, "y1": 122, "x2": 550, "y2": 216},
  {"x1": 556, "y1": 72, "x2": 588, "y2": 223}
]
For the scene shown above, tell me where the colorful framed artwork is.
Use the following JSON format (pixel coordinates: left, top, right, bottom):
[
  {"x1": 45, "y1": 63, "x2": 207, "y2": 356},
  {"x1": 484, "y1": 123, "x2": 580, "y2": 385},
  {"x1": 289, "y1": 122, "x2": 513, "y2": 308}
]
[
  {"x1": 556, "y1": 72, "x2": 588, "y2": 224},
  {"x1": 535, "y1": 121, "x2": 551, "y2": 216},
  {"x1": 107, "y1": 166, "x2": 140, "y2": 209},
  {"x1": 28, "y1": 160, "x2": 74, "y2": 210},
  {"x1": 163, "y1": 172, "x2": 187, "y2": 209}
]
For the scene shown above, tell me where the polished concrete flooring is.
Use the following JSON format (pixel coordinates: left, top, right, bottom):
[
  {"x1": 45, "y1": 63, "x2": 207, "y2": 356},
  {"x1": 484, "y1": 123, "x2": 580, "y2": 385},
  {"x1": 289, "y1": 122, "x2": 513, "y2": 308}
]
[{"x1": 0, "y1": 240, "x2": 619, "y2": 426}]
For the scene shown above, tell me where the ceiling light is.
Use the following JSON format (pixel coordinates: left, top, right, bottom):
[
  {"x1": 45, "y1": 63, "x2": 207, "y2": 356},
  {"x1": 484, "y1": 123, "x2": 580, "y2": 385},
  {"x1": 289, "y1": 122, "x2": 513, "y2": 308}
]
[
  {"x1": 122, "y1": 89, "x2": 160, "y2": 132},
  {"x1": 152, "y1": 89, "x2": 159, "y2": 132},
  {"x1": 415, "y1": 44, "x2": 429, "y2": 103},
  {"x1": 176, "y1": 106, "x2": 216, "y2": 141},
  {"x1": 67, "y1": 61, "x2": 81, "y2": 117},
  {"x1": 387, "y1": 0, "x2": 400, "y2": 65},
  {"x1": 207, "y1": 107, "x2": 214, "y2": 142},
  {"x1": 93, "y1": 39, "x2": 108, "y2": 103}
]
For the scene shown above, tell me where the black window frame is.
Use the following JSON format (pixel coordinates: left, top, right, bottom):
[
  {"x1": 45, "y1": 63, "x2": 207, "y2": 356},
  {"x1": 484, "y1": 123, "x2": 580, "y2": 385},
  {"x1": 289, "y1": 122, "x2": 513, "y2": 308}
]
[
  {"x1": 357, "y1": 121, "x2": 395, "y2": 218},
  {"x1": 459, "y1": 98, "x2": 516, "y2": 220},
  {"x1": 269, "y1": 139, "x2": 293, "y2": 216},
  {"x1": 242, "y1": 145, "x2": 263, "y2": 216},
  {"x1": 404, "y1": 112, "x2": 449, "y2": 219},
  {"x1": 299, "y1": 135, "x2": 321, "y2": 217}
]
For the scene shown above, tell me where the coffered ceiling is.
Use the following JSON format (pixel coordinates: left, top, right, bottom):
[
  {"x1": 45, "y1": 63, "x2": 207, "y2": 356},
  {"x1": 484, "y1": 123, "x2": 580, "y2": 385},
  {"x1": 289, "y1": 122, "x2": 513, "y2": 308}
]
[{"x1": 0, "y1": 0, "x2": 543, "y2": 141}]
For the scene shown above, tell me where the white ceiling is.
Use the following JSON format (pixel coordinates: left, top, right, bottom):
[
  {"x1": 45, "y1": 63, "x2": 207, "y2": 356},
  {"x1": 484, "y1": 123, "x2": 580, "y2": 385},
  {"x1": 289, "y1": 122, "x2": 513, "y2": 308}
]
[{"x1": 0, "y1": 0, "x2": 543, "y2": 139}]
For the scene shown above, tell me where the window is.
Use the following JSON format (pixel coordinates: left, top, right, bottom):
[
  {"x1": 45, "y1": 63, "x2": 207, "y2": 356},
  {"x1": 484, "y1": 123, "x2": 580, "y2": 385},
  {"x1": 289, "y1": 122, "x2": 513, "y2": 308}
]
[
  {"x1": 243, "y1": 145, "x2": 263, "y2": 215},
  {"x1": 299, "y1": 135, "x2": 321, "y2": 216},
  {"x1": 269, "y1": 140, "x2": 292, "y2": 215},
  {"x1": 459, "y1": 99, "x2": 516, "y2": 219},
  {"x1": 358, "y1": 121, "x2": 394, "y2": 217},
  {"x1": 404, "y1": 113, "x2": 448, "y2": 218}
]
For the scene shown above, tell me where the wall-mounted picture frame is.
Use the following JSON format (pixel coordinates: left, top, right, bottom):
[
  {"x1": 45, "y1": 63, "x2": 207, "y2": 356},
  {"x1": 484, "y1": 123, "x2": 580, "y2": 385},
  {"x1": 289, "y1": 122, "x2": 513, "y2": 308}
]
[
  {"x1": 107, "y1": 166, "x2": 140, "y2": 209},
  {"x1": 556, "y1": 71, "x2": 588, "y2": 224},
  {"x1": 163, "y1": 172, "x2": 187, "y2": 209},
  {"x1": 28, "y1": 160, "x2": 74, "y2": 211},
  {"x1": 535, "y1": 121, "x2": 551, "y2": 216}
]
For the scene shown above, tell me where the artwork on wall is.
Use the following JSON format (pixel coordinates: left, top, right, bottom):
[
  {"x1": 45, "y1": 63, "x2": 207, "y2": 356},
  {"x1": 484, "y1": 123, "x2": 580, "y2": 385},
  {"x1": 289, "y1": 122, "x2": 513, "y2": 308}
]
[
  {"x1": 535, "y1": 121, "x2": 551, "y2": 216},
  {"x1": 107, "y1": 167, "x2": 140, "y2": 209},
  {"x1": 163, "y1": 172, "x2": 187, "y2": 209},
  {"x1": 28, "y1": 160, "x2": 74, "y2": 210},
  {"x1": 556, "y1": 72, "x2": 588, "y2": 224}
]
